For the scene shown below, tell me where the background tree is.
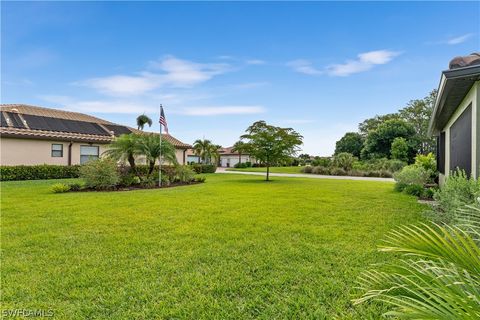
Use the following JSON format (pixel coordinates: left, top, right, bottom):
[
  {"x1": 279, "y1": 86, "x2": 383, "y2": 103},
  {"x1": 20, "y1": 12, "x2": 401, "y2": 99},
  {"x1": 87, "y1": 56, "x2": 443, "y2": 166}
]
[
  {"x1": 399, "y1": 90, "x2": 437, "y2": 154},
  {"x1": 193, "y1": 139, "x2": 219, "y2": 164},
  {"x1": 390, "y1": 137, "x2": 409, "y2": 162},
  {"x1": 136, "y1": 114, "x2": 153, "y2": 131},
  {"x1": 232, "y1": 140, "x2": 248, "y2": 164},
  {"x1": 137, "y1": 133, "x2": 177, "y2": 174},
  {"x1": 240, "y1": 121, "x2": 303, "y2": 181},
  {"x1": 334, "y1": 132, "x2": 364, "y2": 157},
  {"x1": 358, "y1": 113, "x2": 401, "y2": 136},
  {"x1": 361, "y1": 119, "x2": 418, "y2": 161},
  {"x1": 103, "y1": 133, "x2": 141, "y2": 172},
  {"x1": 333, "y1": 152, "x2": 356, "y2": 171}
]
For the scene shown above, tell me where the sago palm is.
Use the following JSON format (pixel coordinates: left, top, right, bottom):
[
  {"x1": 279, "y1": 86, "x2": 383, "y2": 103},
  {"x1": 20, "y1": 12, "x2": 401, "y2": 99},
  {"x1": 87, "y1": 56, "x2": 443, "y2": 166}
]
[{"x1": 354, "y1": 200, "x2": 480, "y2": 319}]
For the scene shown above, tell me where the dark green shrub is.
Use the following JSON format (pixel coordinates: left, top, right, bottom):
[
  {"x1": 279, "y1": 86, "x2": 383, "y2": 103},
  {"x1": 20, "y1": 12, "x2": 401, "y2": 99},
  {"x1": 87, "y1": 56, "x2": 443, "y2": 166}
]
[
  {"x1": 403, "y1": 184, "x2": 424, "y2": 197},
  {"x1": 51, "y1": 183, "x2": 71, "y2": 193},
  {"x1": 79, "y1": 159, "x2": 120, "y2": 190},
  {"x1": 422, "y1": 187, "x2": 435, "y2": 200},
  {"x1": 140, "y1": 176, "x2": 156, "y2": 188},
  {"x1": 311, "y1": 157, "x2": 332, "y2": 167},
  {"x1": 245, "y1": 162, "x2": 252, "y2": 167},
  {"x1": 234, "y1": 163, "x2": 248, "y2": 168},
  {"x1": 119, "y1": 174, "x2": 141, "y2": 187},
  {"x1": 68, "y1": 181, "x2": 85, "y2": 191},
  {"x1": 0, "y1": 165, "x2": 81, "y2": 181},
  {"x1": 190, "y1": 164, "x2": 216, "y2": 173}
]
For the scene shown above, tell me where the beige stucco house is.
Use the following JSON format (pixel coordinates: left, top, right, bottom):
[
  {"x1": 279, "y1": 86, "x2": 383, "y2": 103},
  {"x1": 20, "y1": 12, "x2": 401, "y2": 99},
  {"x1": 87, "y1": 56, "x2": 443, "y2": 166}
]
[
  {"x1": 428, "y1": 54, "x2": 480, "y2": 184},
  {"x1": 218, "y1": 146, "x2": 254, "y2": 167},
  {"x1": 0, "y1": 104, "x2": 191, "y2": 166}
]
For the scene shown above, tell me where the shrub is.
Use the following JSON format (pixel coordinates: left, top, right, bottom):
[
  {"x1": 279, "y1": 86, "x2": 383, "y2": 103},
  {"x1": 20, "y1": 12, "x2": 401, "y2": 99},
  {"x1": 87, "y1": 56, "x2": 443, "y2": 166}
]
[
  {"x1": 393, "y1": 165, "x2": 429, "y2": 187},
  {"x1": 301, "y1": 166, "x2": 313, "y2": 174},
  {"x1": 402, "y1": 184, "x2": 424, "y2": 197},
  {"x1": 0, "y1": 165, "x2": 81, "y2": 181},
  {"x1": 330, "y1": 167, "x2": 347, "y2": 176},
  {"x1": 140, "y1": 176, "x2": 157, "y2": 188},
  {"x1": 414, "y1": 152, "x2": 436, "y2": 172},
  {"x1": 384, "y1": 159, "x2": 406, "y2": 173},
  {"x1": 234, "y1": 162, "x2": 248, "y2": 168},
  {"x1": 432, "y1": 169, "x2": 480, "y2": 222},
  {"x1": 390, "y1": 137, "x2": 409, "y2": 162},
  {"x1": 245, "y1": 161, "x2": 252, "y2": 167},
  {"x1": 312, "y1": 166, "x2": 330, "y2": 175},
  {"x1": 51, "y1": 183, "x2": 71, "y2": 193},
  {"x1": 190, "y1": 164, "x2": 216, "y2": 174},
  {"x1": 195, "y1": 176, "x2": 206, "y2": 183},
  {"x1": 311, "y1": 157, "x2": 332, "y2": 167},
  {"x1": 68, "y1": 181, "x2": 85, "y2": 191},
  {"x1": 119, "y1": 174, "x2": 141, "y2": 187},
  {"x1": 175, "y1": 165, "x2": 195, "y2": 183},
  {"x1": 79, "y1": 159, "x2": 120, "y2": 190},
  {"x1": 348, "y1": 169, "x2": 364, "y2": 177},
  {"x1": 333, "y1": 152, "x2": 356, "y2": 171}
]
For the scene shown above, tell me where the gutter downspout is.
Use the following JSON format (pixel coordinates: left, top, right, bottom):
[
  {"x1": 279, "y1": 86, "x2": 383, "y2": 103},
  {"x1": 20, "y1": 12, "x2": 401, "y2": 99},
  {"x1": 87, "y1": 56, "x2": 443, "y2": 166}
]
[
  {"x1": 68, "y1": 142, "x2": 73, "y2": 166},
  {"x1": 183, "y1": 149, "x2": 186, "y2": 165}
]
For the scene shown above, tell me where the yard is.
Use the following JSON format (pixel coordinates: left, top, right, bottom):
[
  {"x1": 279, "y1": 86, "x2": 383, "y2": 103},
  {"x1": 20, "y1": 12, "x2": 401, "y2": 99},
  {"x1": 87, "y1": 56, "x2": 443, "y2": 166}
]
[
  {"x1": 226, "y1": 166, "x2": 305, "y2": 174},
  {"x1": 1, "y1": 174, "x2": 424, "y2": 319}
]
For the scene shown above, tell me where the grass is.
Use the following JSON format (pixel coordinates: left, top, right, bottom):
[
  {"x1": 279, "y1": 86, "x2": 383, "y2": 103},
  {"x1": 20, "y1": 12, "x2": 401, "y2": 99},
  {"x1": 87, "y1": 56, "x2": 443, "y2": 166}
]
[
  {"x1": 1, "y1": 174, "x2": 424, "y2": 319},
  {"x1": 226, "y1": 166, "x2": 305, "y2": 174}
]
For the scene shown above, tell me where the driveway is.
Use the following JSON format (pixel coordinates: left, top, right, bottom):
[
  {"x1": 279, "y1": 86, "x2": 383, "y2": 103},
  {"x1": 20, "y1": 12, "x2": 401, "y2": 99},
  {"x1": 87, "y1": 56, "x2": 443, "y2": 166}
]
[{"x1": 216, "y1": 167, "x2": 395, "y2": 182}]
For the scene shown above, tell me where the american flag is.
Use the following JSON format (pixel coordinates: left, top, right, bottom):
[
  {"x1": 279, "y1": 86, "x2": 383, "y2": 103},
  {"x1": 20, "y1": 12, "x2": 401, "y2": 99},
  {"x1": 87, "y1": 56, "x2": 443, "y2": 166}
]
[{"x1": 159, "y1": 105, "x2": 169, "y2": 134}]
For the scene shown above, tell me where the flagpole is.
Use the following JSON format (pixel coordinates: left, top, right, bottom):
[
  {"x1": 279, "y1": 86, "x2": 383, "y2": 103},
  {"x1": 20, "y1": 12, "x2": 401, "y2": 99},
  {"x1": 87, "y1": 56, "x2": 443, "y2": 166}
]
[{"x1": 159, "y1": 104, "x2": 162, "y2": 188}]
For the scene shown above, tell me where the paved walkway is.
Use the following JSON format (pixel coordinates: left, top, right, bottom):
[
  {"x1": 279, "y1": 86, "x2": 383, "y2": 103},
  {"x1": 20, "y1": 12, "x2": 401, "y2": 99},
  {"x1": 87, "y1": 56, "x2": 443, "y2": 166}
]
[{"x1": 216, "y1": 167, "x2": 394, "y2": 182}]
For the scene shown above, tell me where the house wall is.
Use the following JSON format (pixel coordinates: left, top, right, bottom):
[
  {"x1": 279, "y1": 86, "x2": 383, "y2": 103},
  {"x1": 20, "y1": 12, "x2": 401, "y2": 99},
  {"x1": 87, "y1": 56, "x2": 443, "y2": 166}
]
[
  {"x1": 440, "y1": 81, "x2": 479, "y2": 184},
  {"x1": 0, "y1": 137, "x2": 187, "y2": 166},
  {"x1": 219, "y1": 154, "x2": 252, "y2": 167},
  {"x1": 0, "y1": 138, "x2": 108, "y2": 166}
]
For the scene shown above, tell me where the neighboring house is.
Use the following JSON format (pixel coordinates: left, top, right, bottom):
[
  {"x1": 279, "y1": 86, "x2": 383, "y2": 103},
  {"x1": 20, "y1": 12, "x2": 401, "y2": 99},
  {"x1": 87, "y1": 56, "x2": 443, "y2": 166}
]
[
  {"x1": 0, "y1": 104, "x2": 191, "y2": 166},
  {"x1": 428, "y1": 53, "x2": 480, "y2": 184},
  {"x1": 218, "y1": 146, "x2": 254, "y2": 167}
]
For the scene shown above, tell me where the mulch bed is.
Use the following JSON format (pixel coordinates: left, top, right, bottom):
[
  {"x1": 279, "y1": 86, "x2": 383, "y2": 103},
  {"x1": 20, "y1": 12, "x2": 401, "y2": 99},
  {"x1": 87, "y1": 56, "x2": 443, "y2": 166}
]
[{"x1": 74, "y1": 181, "x2": 203, "y2": 192}]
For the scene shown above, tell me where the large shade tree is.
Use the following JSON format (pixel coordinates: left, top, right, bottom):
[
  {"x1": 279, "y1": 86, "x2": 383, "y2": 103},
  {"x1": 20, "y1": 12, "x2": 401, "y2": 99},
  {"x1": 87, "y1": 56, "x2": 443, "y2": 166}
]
[
  {"x1": 361, "y1": 119, "x2": 418, "y2": 162},
  {"x1": 334, "y1": 132, "x2": 364, "y2": 158},
  {"x1": 240, "y1": 121, "x2": 303, "y2": 181}
]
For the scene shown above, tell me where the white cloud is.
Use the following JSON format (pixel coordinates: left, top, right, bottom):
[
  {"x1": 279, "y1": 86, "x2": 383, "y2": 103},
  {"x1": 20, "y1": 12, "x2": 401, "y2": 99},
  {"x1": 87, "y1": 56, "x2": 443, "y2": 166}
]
[
  {"x1": 327, "y1": 50, "x2": 401, "y2": 76},
  {"x1": 78, "y1": 56, "x2": 231, "y2": 96},
  {"x1": 446, "y1": 33, "x2": 474, "y2": 45},
  {"x1": 286, "y1": 59, "x2": 323, "y2": 75},
  {"x1": 179, "y1": 106, "x2": 266, "y2": 116}
]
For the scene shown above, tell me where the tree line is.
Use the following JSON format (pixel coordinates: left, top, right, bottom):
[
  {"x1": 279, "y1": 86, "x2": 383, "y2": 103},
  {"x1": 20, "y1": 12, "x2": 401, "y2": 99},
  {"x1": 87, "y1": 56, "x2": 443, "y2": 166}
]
[{"x1": 334, "y1": 90, "x2": 437, "y2": 163}]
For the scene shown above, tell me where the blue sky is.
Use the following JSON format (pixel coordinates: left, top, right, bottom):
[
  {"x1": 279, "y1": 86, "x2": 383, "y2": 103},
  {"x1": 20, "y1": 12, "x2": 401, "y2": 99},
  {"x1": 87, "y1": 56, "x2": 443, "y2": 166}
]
[{"x1": 2, "y1": 1, "x2": 479, "y2": 155}]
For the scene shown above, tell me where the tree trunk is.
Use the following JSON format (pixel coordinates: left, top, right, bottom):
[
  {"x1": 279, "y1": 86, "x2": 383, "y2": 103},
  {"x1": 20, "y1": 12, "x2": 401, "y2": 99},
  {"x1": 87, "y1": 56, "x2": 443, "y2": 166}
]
[
  {"x1": 266, "y1": 164, "x2": 270, "y2": 181},
  {"x1": 239, "y1": 153, "x2": 241, "y2": 164},
  {"x1": 128, "y1": 155, "x2": 136, "y2": 173},
  {"x1": 148, "y1": 161, "x2": 155, "y2": 175}
]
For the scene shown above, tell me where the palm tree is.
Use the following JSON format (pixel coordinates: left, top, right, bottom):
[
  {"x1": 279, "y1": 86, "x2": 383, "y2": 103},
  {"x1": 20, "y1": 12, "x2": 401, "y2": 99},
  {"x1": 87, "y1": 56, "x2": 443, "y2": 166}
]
[
  {"x1": 232, "y1": 140, "x2": 248, "y2": 164},
  {"x1": 103, "y1": 133, "x2": 141, "y2": 172},
  {"x1": 354, "y1": 201, "x2": 480, "y2": 318},
  {"x1": 193, "y1": 139, "x2": 213, "y2": 164},
  {"x1": 136, "y1": 133, "x2": 177, "y2": 174},
  {"x1": 136, "y1": 114, "x2": 153, "y2": 131}
]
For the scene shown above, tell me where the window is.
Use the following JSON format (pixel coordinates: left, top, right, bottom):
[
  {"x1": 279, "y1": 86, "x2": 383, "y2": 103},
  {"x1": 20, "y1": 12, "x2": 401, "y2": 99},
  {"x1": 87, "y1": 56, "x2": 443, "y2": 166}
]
[
  {"x1": 80, "y1": 145, "x2": 99, "y2": 164},
  {"x1": 51, "y1": 144, "x2": 63, "y2": 157}
]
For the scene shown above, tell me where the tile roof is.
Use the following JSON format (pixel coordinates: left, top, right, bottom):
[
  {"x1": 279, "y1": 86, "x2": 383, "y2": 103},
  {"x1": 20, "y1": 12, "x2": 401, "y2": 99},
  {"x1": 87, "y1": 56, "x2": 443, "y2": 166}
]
[{"x1": 0, "y1": 104, "x2": 191, "y2": 148}]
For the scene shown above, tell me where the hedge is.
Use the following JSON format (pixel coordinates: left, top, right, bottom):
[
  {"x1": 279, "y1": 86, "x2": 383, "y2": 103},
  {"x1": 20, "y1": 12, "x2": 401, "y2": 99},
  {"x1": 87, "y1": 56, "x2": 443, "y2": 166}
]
[
  {"x1": 190, "y1": 164, "x2": 217, "y2": 174},
  {"x1": 0, "y1": 165, "x2": 81, "y2": 181}
]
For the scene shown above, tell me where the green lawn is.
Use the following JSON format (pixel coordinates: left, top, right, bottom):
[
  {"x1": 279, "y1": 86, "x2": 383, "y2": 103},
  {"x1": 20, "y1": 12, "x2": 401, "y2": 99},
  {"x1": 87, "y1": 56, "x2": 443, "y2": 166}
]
[
  {"x1": 226, "y1": 166, "x2": 305, "y2": 174},
  {"x1": 1, "y1": 174, "x2": 424, "y2": 319}
]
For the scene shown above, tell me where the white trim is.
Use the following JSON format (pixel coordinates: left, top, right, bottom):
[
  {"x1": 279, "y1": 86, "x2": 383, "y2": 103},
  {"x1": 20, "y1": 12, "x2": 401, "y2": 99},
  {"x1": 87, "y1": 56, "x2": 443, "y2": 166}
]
[{"x1": 442, "y1": 81, "x2": 479, "y2": 178}]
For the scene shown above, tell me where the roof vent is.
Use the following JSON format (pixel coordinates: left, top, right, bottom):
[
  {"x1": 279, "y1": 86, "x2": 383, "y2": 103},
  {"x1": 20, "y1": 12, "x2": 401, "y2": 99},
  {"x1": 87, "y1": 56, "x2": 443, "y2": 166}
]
[{"x1": 10, "y1": 108, "x2": 19, "y2": 113}]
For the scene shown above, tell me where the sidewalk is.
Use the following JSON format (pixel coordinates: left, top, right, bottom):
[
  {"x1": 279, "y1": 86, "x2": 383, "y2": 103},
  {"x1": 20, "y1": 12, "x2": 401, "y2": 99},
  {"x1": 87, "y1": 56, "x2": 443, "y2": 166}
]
[{"x1": 216, "y1": 167, "x2": 395, "y2": 182}]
